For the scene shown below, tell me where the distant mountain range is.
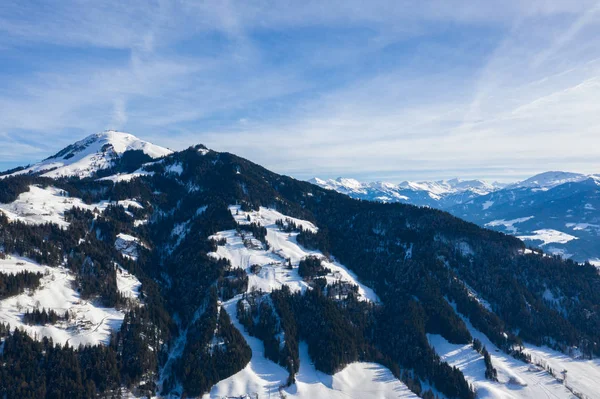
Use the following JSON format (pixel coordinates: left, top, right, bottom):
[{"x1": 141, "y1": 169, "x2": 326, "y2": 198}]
[{"x1": 311, "y1": 172, "x2": 600, "y2": 263}]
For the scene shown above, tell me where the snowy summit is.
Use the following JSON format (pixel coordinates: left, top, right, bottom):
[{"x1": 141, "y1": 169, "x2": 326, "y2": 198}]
[{"x1": 6, "y1": 130, "x2": 172, "y2": 179}]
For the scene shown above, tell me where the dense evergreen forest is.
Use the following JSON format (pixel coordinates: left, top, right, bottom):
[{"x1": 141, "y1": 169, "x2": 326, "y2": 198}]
[{"x1": 0, "y1": 144, "x2": 598, "y2": 398}]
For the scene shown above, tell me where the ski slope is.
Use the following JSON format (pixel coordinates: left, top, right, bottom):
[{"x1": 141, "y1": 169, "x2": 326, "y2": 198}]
[
  {"x1": 523, "y1": 344, "x2": 600, "y2": 399},
  {"x1": 428, "y1": 312, "x2": 579, "y2": 399}
]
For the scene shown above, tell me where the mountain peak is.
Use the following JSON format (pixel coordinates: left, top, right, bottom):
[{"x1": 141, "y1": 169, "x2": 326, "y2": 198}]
[
  {"x1": 8, "y1": 130, "x2": 172, "y2": 178},
  {"x1": 506, "y1": 171, "x2": 588, "y2": 190}
]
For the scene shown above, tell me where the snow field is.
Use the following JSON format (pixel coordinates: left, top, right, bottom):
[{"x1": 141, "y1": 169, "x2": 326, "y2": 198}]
[
  {"x1": 209, "y1": 205, "x2": 378, "y2": 302},
  {"x1": 0, "y1": 185, "x2": 146, "y2": 228},
  {"x1": 518, "y1": 229, "x2": 578, "y2": 246},
  {"x1": 115, "y1": 233, "x2": 147, "y2": 261},
  {"x1": 428, "y1": 304, "x2": 587, "y2": 399},
  {"x1": 0, "y1": 255, "x2": 129, "y2": 347},
  {"x1": 523, "y1": 344, "x2": 600, "y2": 399},
  {"x1": 485, "y1": 216, "x2": 534, "y2": 234}
]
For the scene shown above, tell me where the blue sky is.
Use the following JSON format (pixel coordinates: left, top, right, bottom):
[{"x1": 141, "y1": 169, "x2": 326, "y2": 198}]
[{"x1": 1, "y1": 1, "x2": 600, "y2": 182}]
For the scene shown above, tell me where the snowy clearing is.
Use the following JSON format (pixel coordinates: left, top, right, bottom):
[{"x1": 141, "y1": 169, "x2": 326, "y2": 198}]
[
  {"x1": 518, "y1": 229, "x2": 578, "y2": 246},
  {"x1": 0, "y1": 185, "x2": 109, "y2": 227},
  {"x1": 98, "y1": 169, "x2": 153, "y2": 182},
  {"x1": 0, "y1": 255, "x2": 125, "y2": 346},
  {"x1": 485, "y1": 217, "x2": 534, "y2": 234},
  {"x1": 115, "y1": 233, "x2": 146, "y2": 261},
  {"x1": 523, "y1": 344, "x2": 600, "y2": 399},
  {"x1": 482, "y1": 200, "x2": 495, "y2": 210},
  {"x1": 0, "y1": 185, "x2": 144, "y2": 228},
  {"x1": 208, "y1": 205, "x2": 378, "y2": 302},
  {"x1": 116, "y1": 265, "x2": 142, "y2": 301}
]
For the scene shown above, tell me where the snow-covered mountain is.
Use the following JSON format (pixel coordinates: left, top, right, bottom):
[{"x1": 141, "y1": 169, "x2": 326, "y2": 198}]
[
  {"x1": 311, "y1": 172, "x2": 600, "y2": 263},
  {"x1": 504, "y1": 171, "x2": 593, "y2": 191},
  {"x1": 451, "y1": 175, "x2": 600, "y2": 262},
  {"x1": 2, "y1": 134, "x2": 600, "y2": 399},
  {"x1": 309, "y1": 177, "x2": 502, "y2": 208},
  {"x1": 5, "y1": 130, "x2": 172, "y2": 179}
]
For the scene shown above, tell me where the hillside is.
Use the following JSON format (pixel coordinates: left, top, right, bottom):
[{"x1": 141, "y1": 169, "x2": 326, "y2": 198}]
[
  {"x1": 313, "y1": 173, "x2": 600, "y2": 263},
  {"x1": 0, "y1": 132, "x2": 599, "y2": 399}
]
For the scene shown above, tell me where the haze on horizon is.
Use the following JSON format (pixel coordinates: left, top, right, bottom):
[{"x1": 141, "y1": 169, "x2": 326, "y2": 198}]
[{"x1": 1, "y1": 1, "x2": 600, "y2": 182}]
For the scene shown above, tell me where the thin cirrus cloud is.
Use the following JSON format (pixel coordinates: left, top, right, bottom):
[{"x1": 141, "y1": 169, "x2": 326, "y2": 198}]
[{"x1": 0, "y1": 0, "x2": 599, "y2": 182}]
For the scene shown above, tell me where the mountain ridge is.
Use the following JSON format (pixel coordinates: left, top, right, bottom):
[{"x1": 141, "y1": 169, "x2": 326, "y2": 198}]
[{"x1": 0, "y1": 131, "x2": 599, "y2": 399}]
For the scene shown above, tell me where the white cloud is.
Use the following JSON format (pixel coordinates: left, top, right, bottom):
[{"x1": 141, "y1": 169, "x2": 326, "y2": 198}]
[{"x1": 1, "y1": 0, "x2": 600, "y2": 180}]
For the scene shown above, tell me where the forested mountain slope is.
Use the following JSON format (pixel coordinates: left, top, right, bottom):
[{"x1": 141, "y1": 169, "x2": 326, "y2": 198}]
[{"x1": 0, "y1": 132, "x2": 598, "y2": 399}]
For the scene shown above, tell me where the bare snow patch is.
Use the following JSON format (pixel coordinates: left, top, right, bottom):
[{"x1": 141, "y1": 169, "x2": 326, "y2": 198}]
[
  {"x1": 116, "y1": 265, "x2": 142, "y2": 301},
  {"x1": 98, "y1": 169, "x2": 153, "y2": 182},
  {"x1": 518, "y1": 229, "x2": 578, "y2": 246},
  {"x1": 485, "y1": 216, "x2": 534, "y2": 234},
  {"x1": 482, "y1": 200, "x2": 494, "y2": 210},
  {"x1": 523, "y1": 344, "x2": 600, "y2": 399},
  {"x1": 428, "y1": 315, "x2": 575, "y2": 399},
  {"x1": 0, "y1": 185, "x2": 111, "y2": 227},
  {"x1": 165, "y1": 162, "x2": 183, "y2": 175}
]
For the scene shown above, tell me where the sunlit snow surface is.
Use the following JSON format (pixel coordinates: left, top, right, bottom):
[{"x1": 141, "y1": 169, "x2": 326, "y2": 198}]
[
  {"x1": 428, "y1": 302, "x2": 600, "y2": 399},
  {"x1": 203, "y1": 206, "x2": 412, "y2": 398},
  {"x1": 518, "y1": 229, "x2": 578, "y2": 246},
  {"x1": 0, "y1": 185, "x2": 111, "y2": 227},
  {"x1": 0, "y1": 255, "x2": 130, "y2": 347},
  {"x1": 485, "y1": 216, "x2": 534, "y2": 234},
  {"x1": 0, "y1": 185, "x2": 145, "y2": 228},
  {"x1": 209, "y1": 206, "x2": 378, "y2": 302}
]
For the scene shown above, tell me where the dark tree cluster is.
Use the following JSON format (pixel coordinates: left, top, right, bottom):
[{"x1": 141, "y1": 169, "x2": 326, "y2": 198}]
[
  {"x1": 177, "y1": 291, "x2": 251, "y2": 397},
  {"x1": 238, "y1": 222, "x2": 268, "y2": 247},
  {"x1": 236, "y1": 290, "x2": 299, "y2": 385},
  {"x1": 472, "y1": 339, "x2": 498, "y2": 381},
  {"x1": 297, "y1": 256, "x2": 331, "y2": 280},
  {"x1": 0, "y1": 330, "x2": 121, "y2": 399},
  {"x1": 218, "y1": 267, "x2": 248, "y2": 301},
  {"x1": 23, "y1": 308, "x2": 68, "y2": 326},
  {"x1": 0, "y1": 271, "x2": 43, "y2": 299},
  {"x1": 275, "y1": 218, "x2": 302, "y2": 233}
]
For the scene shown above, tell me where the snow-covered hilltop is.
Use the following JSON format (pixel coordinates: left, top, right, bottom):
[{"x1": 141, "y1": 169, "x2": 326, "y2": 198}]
[{"x1": 5, "y1": 130, "x2": 172, "y2": 179}]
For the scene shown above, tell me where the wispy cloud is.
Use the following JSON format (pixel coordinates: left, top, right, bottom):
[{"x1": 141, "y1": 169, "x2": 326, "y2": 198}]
[{"x1": 1, "y1": 1, "x2": 599, "y2": 180}]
